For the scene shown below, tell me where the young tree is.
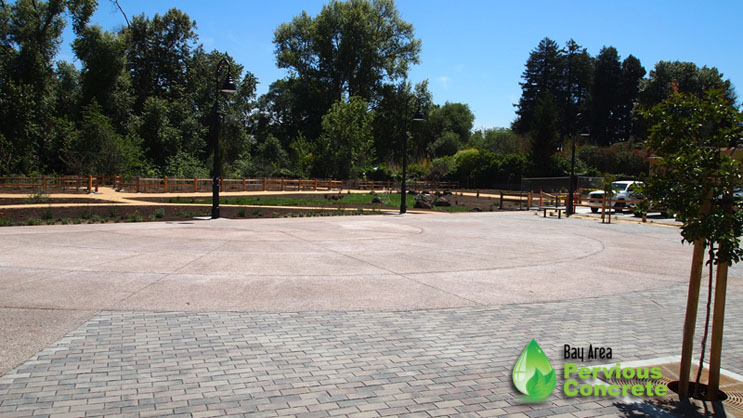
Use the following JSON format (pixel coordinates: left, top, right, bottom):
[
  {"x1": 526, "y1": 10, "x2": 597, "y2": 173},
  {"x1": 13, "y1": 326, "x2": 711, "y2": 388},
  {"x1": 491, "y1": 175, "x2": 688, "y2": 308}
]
[{"x1": 643, "y1": 89, "x2": 743, "y2": 400}]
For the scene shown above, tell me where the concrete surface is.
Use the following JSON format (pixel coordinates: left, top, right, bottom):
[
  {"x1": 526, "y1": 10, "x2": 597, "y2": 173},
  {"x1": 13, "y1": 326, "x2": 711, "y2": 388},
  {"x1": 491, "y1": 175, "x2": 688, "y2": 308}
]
[
  {"x1": 0, "y1": 211, "x2": 703, "y2": 313},
  {"x1": 1, "y1": 211, "x2": 742, "y2": 417}
]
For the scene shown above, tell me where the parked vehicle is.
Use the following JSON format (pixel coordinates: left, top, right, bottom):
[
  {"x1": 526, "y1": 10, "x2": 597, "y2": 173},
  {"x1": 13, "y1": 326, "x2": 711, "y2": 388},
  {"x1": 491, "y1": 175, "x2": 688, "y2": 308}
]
[{"x1": 588, "y1": 181, "x2": 643, "y2": 213}]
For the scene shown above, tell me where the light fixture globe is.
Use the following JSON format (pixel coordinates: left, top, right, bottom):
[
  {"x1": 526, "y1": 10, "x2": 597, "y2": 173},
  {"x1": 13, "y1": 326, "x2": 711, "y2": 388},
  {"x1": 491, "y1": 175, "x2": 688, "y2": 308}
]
[
  {"x1": 412, "y1": 109, "x2": 425, "y2": 121},
  {"x1": 220, "y1": 75, "x2": 237, "y2": 93}
]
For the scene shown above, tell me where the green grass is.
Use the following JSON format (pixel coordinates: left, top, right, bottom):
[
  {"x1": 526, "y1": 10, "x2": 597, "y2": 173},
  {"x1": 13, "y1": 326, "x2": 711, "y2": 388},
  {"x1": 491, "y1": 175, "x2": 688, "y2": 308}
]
[
  {"x1": 169, "y1": 192, "x2": 471, "y2": 212},
  {"x1": 171, "y1": 193, "x2": 418, "y2": 208}
]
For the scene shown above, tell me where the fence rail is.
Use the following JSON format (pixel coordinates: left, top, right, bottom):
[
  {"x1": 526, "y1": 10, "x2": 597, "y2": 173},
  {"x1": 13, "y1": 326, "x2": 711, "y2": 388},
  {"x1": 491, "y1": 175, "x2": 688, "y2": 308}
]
[
  {"x1": 0, "y1": 176, "x2": 97, "y2": 193},
  {"x1": 0, "y1": 176, "x2": 459, "y2": 194}
]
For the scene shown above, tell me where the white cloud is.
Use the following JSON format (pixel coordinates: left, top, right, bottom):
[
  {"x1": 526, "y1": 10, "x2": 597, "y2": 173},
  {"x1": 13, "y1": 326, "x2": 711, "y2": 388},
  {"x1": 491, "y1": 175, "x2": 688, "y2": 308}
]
[{"x1": 438, "y1": 76, "x2": 450, "y2": 87}]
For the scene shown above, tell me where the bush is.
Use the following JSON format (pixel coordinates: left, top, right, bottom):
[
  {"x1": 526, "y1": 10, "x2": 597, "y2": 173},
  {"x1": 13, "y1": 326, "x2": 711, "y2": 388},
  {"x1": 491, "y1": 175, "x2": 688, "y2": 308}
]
[
  {"x1": 126, "y1": 211, "x2": 144, "y2": 222},
  {"x1": 153, "y1": 208, "x2": 165, "y2": 219},
  {"x1": 427, "y1": 156, "x2": 456, "y2": 180},
  {"x1": 367, "y1": 165, "x2": 395, "y2": 181},
  {"x1": 40, "y1": 207, "x2": 54, "y2": 220},
  {"x1": 78, "y1": 208, "x2": 93, "y2": 220},
  {"x1": 577, "y1": 143, "x2": 648, "y2": 177},
  {"x1": 25, "y1": 191, "x2": 50, "y2": 204},
  {"x1": 427, "y1": 131, "x2": 461, "y2": 158},
  {"x1": 449, "y1": 149, "x2": 527, "y2": 188}
]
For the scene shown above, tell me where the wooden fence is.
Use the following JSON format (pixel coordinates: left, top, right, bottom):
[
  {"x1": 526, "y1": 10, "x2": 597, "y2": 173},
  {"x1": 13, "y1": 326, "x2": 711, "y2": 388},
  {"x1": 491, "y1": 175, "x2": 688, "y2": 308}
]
[
  {"x1": 0, "y1": 176, "x2": 459, "y2": 194},
  {"x1": 0, "y1": 175, "x2": 97, "y2": 193}
]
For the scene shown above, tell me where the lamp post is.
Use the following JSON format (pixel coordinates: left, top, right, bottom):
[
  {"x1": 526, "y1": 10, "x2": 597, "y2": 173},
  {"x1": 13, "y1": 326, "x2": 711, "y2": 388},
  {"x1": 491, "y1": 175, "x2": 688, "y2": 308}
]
[
  {"x1": 211, "y1": 55, "x2": 237, "y2": 219},
  {"x1": 567, "y1": 120, "x2": 590, "y2": 217},
  {"x1": 400, "y1": 96, "x2": 425, "y2": 214}
]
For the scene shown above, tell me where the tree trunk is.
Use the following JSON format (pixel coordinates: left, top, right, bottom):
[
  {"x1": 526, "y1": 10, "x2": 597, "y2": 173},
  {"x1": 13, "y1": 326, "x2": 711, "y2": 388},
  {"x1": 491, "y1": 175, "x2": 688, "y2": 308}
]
[
  {"x1": 678, "y1": 195, "x2": 712, "y2": 398},
  {"x1": 677, "y1": 238, "x2": 707, "y2": 398},
  {"x1": 707, "y1": 259, "x2": 729, "y2": 400}
]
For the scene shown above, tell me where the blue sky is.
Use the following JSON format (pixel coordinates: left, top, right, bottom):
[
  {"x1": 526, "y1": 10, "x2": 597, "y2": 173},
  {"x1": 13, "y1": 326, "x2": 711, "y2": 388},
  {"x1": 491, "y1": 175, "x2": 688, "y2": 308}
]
[{"x1": 58, "y1": 0, "x2": 742, "y2": 130}]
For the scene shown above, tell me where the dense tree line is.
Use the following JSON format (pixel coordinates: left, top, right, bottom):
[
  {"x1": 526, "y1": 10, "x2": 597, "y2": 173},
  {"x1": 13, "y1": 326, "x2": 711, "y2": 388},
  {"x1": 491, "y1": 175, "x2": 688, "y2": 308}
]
[
  {"x1": 513, "y1": 37, "x2": 737, "y2": 176},
  {"x1": 1, "y1": 1, "x2": 738, "y2": 188}
]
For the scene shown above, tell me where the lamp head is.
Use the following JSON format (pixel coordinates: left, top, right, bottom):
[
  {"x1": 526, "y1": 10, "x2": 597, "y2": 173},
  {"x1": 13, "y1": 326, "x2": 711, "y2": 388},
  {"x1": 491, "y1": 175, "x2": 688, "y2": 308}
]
[
  {"x1": 412, "y1": 108, "x2": 425, "y2": 121},
  {"x1": 220, "y1": 75, "x2": 237, "y2": 93}
]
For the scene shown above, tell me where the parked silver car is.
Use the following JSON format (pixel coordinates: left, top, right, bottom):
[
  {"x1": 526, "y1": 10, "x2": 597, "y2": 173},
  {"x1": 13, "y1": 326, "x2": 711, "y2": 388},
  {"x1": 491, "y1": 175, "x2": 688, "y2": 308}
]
[{"x1": 588, "y1": 181, "x2": 643, "y2": 213}]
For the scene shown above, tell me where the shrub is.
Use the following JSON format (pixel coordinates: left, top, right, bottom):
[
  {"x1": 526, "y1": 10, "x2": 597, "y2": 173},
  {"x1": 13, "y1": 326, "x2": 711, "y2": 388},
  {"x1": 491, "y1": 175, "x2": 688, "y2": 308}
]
[
  {"x1": 24, "y1": 191, "x2": 50, "y2": 204},
  {"x1": 40, "y1": 207, "x2": 54, "y2": 220},
  {"x1": 126, "y1": 211, "x2": 144, "y2": 222},
  {"x1": 78, "y1": 208, "x2": 93, "y2": 220},
  {"x1": 153, "y1": 208, "x2": 165, "y2": 219}
]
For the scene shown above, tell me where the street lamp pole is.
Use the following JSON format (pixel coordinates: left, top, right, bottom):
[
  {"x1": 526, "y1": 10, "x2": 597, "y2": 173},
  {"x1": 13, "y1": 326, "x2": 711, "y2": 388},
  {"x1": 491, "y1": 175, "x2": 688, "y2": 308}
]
[
  {"x1": 400, "y1": 93, "x2": 425, "y2": 214},
  {"x1": 567, "y1": 122, "x2": 590, "y2": 217},
  {"x1": 211, "y1": 55, "x2": 237, "y2": 219}
]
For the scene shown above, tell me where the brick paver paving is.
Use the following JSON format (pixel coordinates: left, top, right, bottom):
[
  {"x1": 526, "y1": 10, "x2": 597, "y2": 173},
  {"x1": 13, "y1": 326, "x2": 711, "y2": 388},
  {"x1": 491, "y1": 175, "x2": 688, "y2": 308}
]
[{"x1": 1, "y1": 283, "x2": 741, "y2": 417}]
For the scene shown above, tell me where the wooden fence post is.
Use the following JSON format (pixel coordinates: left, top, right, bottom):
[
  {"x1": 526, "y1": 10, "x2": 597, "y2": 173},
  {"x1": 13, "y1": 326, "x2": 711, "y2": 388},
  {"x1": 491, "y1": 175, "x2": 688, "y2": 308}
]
[
  {"x1": 314, "y1": 178, "x2": 318, "y2": 191},
  {"x1": 539, "y1": 190, "x2": 543, "y2": 209},
  {"x1": 281, "y1": 178, "x2": 285, "y2": 191},
  {"x1": 242, "y1": 178, "x2": 246, "y2": 191},
  {"x1": 87, "y1": 175, "x2": 93, "y2": 193},
  {"x1": 42, "y1": 175, "x2": 47, "y2": 192},
  {"x1": 298, "y1": 179, "x2": 302, "y2": 191},
  {"x1": 136, "y1": 176, "x2": 140, "y2": 193},
  {"x1": 528, "y1": 191, "x2": 533, "y2": 210},
  {"x1": 499, "y1": 191, "x2": 504, "y2": 210},
  {"x1": 601, "y1": 195, "x2": 606, "y2": 223},
  {"x1": 387, "y1": 180, "x2": 391, "y2": 190},
  {"x1": 262, "y1": 177, "x2": 266, "y2": 191},
  {"x1": 163, "y1": 176, "x2": 168, "y2": 193}
]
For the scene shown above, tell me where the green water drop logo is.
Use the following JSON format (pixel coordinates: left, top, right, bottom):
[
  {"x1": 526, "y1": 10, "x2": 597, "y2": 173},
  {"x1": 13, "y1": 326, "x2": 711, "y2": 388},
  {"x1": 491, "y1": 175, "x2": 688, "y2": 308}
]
[{"x1": 512, "y1": 339, "x2": 556, "y2": 402}]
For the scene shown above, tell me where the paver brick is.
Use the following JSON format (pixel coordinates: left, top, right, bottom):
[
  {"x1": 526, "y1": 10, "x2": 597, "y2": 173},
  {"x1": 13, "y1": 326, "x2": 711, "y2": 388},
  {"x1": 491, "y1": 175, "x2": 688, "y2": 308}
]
[{"x1": 0, "y1": 283, "x2": 741, "y2": 417}]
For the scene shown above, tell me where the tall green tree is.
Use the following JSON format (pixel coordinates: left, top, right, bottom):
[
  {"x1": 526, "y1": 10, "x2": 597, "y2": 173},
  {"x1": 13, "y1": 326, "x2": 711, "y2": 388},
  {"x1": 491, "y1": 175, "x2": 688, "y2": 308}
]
[
  {"x1": 617, "y1": 55, "x2": 645, "y2": 141},
  {"x1": 638, "y1": 61, "x2": 736, "y2": 110},
  {"x1": 513, "y1": 37, "x2": 562, "y2": 135},
  {"x1": 127, "y1": 8, "x2": 198, "y2": 110},
  {"x1": 268, "y1": 0, "x2": 420, "y2": 150},
  {"x1": 314, "y1": 96, "x2": 375, "y2": 179},
  {"x1": 274, "y1": 0, "x2": 420, "y2": 103},
  {"x1": 73, "y1": 25, "x2": 134, "y2": 132},
  {"x1": 0, "y1": 0, "x2": 95, "y2": 174},
  {"x1": 528, "y1": 91, "x2": 559, "y2": 175},
  {"x1": 589, "y1": 46, "x2": 622, "y2": 146},
  {"x1": 558, "y1": 39, "x2": 593, "y2": 138}
]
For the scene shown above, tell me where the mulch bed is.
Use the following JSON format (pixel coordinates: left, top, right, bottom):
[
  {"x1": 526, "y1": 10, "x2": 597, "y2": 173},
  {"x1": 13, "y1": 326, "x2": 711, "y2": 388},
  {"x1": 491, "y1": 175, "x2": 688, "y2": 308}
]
[
  {"x1": 129, "y1": 191, "x2": 527, "y2": 211},
  {"x1": 0, "y1": 205, "x2": 373, "y2": 226},
  {"x1": 0, "y1": 191, "x2": 529, "y2": 226}
]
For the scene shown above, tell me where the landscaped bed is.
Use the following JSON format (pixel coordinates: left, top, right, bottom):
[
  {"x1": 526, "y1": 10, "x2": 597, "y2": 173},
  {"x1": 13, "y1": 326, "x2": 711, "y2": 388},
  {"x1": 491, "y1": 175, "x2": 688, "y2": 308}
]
[{"x1": 0, "y1": 191, "x2": 527, "y2": 226}]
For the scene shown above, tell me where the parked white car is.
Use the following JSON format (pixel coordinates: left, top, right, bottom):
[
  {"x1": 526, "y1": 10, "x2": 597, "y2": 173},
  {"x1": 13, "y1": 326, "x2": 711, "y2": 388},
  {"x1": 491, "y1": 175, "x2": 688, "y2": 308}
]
[{"x1": 588, "y1": 181, "x2": 643, "y2": 213}]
